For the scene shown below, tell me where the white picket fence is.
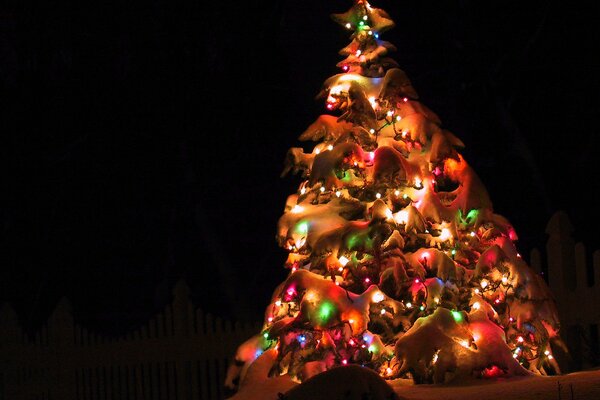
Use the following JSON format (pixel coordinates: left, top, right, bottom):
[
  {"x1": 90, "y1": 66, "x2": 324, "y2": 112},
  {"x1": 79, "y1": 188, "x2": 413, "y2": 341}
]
[
  {"x1": 0, "y1": 281, "x2": 260, "y2": 400},
  {"x1": 530, "y1": 211, "x2": 600, "y2": 370},
  {"x1": 1, "y1": 212, "x2": 599, "y2": 399}
]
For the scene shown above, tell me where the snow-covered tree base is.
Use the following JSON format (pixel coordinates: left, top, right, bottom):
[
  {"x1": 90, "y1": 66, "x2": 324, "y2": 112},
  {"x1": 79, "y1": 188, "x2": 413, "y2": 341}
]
[{"x1": 228, "y1": 351, "x2": 600, "y2": 400}]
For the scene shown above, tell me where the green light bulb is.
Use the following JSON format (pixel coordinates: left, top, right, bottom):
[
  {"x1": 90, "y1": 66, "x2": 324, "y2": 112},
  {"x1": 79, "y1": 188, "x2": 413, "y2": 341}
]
[
  {"x1": 319, "y1": 301, "x2": 335, "y2": 323},
  {"x1": 451, "y1": 310, "x2": 463, "y2": 323},
  {"x1": 296, "y1": 221, "x2": 309, "y2": 235}
]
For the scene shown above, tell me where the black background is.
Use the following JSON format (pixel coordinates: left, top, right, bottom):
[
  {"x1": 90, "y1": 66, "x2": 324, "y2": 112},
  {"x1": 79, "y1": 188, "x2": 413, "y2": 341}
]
[{"x1": 2, "y1": 0, "x2": 599, "y2": 335}]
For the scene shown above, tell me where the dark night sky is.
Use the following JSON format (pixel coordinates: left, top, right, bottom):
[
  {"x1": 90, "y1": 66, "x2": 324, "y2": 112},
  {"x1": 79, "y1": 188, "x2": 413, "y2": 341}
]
[{"x1": 2, "y1": 0, "x2": 599, "y2": 335}]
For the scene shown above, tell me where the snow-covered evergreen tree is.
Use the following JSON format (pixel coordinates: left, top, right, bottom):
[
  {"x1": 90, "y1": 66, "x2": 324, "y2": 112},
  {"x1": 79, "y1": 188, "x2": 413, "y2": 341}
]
[{"x1": 227, "y1": 0, "x2": 565, "y2": 392}]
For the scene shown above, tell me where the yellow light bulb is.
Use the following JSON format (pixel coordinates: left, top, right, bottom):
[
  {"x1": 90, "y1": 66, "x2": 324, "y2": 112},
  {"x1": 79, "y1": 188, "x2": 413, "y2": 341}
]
[{"x1": 368, "y1": 96, "x2": 377, "y2": 108}]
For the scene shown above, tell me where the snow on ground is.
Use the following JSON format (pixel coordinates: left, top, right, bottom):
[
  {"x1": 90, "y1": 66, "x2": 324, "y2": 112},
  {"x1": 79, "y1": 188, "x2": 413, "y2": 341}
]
[
  {"x1": 229, "y1": 350, "x2": 600, "y2": 400},
  {"x1": 391, "y1": 369, "x2": 600, "y2": 400}
]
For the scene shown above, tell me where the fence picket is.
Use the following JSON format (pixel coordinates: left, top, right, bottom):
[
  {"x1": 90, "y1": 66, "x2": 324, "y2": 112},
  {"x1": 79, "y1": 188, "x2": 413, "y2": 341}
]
[
  {"x1": 168, "y1": 362, "x2": 176, "y2": 400},
  {"x1": 159, "y1": 362, "x2": 167, "y2": 400}
]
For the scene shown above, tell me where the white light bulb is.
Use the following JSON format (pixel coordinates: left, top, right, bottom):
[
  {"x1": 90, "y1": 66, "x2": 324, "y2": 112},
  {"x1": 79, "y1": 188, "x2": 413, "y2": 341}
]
[
  {"x1": 480, "y1": 279, "x2": 489, "y2": 289},
  {"x1": 406, "y1": 302, "x2": 412, "y2": 309},
  {"x1": 394, "y1": 210, "x2": 408, "y2": 225},
  {"x1": 345, "y1": 23, "x2": 352, "y2": 29},
  {"x1": 372, "y1": 292, "x2": 385, "y2": 303},
  {"x1": 320, "y1": 186, "x2": 325, "y2": 193},
  {"x1": 335, "y1": 191, "x2": 341, "y2": 197},
  {"x1": 291, "y1": 205, "x2": 304, "y2": 214},
  {"x1": 375, "y1": 193, "x2": 381, "y2": 199},
  {"x1": 315, "y1": 148, "x2": 321, "y2": 154},
  {"x1": 439, "y1": 228, "x2": 452, "y2": 241},
  {"x1": 363, "y1": 15, "x2": 368, "y2": 20},
  {"x1": 327, "y1": 144, "x2": 333, "y2": 151},
  {"x1": 472, "y1": 302, "x2": 481, "y2": 310},
  {"x1": 387, "y1": 110, "x2": 394, "y2": 117},
  {"x1": 394, "y1": 190, "x2": 400, "y2": 196},
  {"x1": 338, "y1": 256, "x2": 350, "y2": 266},
  {"x1": 384, "y1": 208, "x2": 393, "y2": 220}
]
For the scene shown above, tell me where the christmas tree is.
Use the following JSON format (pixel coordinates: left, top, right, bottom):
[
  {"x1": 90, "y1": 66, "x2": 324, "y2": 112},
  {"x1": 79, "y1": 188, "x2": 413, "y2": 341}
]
[{"x1": 227, "y1": 0, "x2": 565, "y2": 393}]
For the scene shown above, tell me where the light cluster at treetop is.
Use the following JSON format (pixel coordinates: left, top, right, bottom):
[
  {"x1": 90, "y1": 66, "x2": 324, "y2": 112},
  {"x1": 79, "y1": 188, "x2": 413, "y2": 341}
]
[{"x1": 226, "y1": 0, "x2": 565, "y2": 389}]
